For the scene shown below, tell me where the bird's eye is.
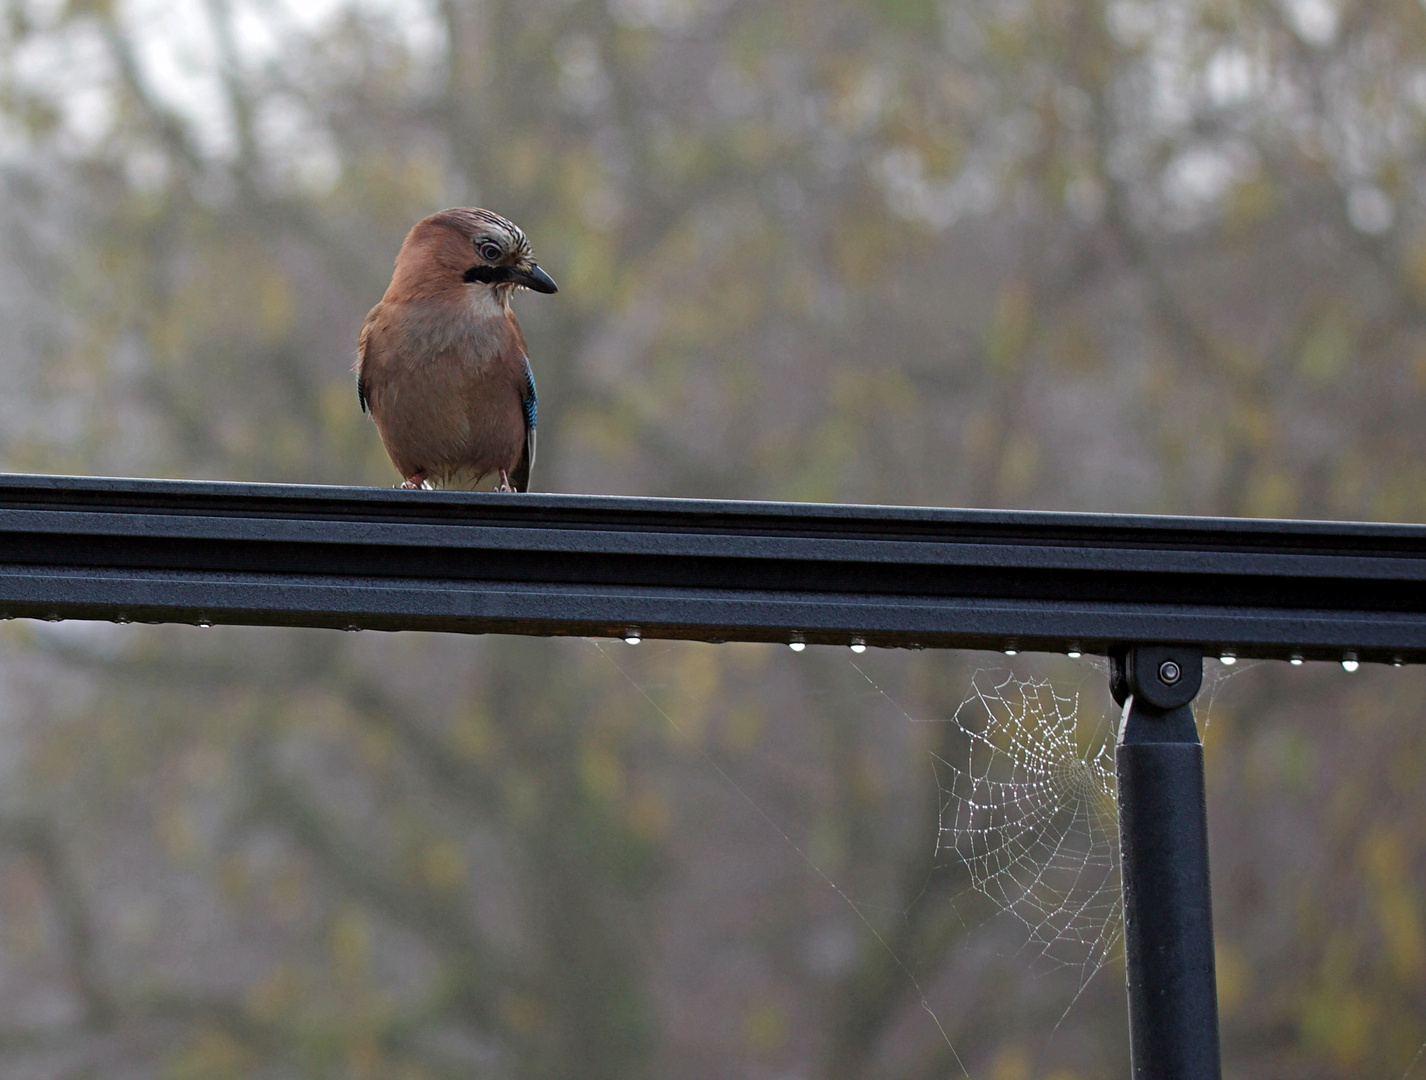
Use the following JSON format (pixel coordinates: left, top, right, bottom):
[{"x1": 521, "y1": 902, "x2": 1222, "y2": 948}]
[{"x1": 479, "y1": 242, "x2": 503, "y2": 262}]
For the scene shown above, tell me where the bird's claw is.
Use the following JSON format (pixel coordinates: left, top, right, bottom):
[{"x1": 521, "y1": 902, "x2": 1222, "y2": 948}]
[
  {"x1": 400, "y1": 471, "x2": 429, "y2": 490},
  {"x1": 496, "y1": 470, "x2": 514, "y2": 493}
]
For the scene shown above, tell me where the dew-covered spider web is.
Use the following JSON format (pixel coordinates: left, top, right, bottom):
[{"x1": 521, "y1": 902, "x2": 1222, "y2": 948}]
[
  {"x1": 594, "y1": 638, "x2": 1256, "y2": 1055},
  {"x1": 922, "y1": 659, "x2": 1255, "y2": 1013},
  {"x1": 932, "y1": 669, "x2": 1123, "y2": 1007}
]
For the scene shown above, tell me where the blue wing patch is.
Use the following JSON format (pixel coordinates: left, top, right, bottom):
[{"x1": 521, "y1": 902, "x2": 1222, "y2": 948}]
[{"x1": 522, "y1": 358, "x2": 537, "y2": 430}]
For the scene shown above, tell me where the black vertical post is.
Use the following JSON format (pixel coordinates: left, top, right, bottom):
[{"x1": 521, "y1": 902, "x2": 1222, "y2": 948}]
[{"x1": 1109, "y1": 645, "x2": 1222, "y2": 1080}]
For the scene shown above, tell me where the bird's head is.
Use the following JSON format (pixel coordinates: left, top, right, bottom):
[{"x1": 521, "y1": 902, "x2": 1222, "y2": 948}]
[{"x1": 395, "y1": 207, "x2": 557, "y2": 304}]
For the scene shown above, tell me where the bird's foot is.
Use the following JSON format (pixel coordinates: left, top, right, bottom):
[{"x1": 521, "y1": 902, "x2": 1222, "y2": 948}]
[
  {"x1": 496, "y1": 470, "x2": 514, "y2": 493},
  {"x1": 400, "y1": 471, "x2": 428, "y2": 490}
]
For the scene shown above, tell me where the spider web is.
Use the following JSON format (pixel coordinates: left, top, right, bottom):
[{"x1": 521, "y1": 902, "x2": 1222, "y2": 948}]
[
  {"x1": 930, "y1": 660, "x2": 1255, "y2": 1013},
  {"x1": 933, "y1": 668, "x2": 1123, "y2": 1005},
  {"x1": 597, "y1": 640, "x2": 1257, "y2": 1051}
]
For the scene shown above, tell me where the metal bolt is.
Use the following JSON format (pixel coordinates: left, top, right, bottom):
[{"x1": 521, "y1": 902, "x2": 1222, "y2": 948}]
[{"x1": 1158, "y1": 659, "x2": 1182, "y2": 685}]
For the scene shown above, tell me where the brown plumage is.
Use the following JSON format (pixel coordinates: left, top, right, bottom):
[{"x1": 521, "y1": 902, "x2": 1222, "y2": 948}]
[{"x1": 355, "y1": 208, "x2": 557, "y2": 492}]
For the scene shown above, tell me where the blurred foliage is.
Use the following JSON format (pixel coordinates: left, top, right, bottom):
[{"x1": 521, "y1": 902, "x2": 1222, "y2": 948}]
[{"x1": 0, "y1": 0, "x2": 1421, "y2": 1077}]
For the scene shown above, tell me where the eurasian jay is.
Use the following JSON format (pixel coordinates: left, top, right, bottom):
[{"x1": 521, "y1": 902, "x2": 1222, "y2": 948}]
[{"x1": 355, "y1": 208, "x2": 558, "y2": 491}]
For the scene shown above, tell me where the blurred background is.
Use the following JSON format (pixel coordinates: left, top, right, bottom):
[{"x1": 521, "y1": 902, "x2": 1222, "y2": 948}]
[{"x1": 0, "y1": 0, "x2": 1424, "y2": 1076}]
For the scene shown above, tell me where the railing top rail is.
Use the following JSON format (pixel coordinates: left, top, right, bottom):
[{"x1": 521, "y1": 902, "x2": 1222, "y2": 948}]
[
  {"x1": 3, "y1": 472, "x2": 1424, "y2": 544},
  {"x1": 0, "y1": 473, "x2": 1421, "y2": 662}
]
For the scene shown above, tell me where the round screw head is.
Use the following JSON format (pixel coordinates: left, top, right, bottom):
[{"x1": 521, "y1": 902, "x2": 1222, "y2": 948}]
[{"x1": 1158, "y1": 659, "x2": 1182, "y2": 685}]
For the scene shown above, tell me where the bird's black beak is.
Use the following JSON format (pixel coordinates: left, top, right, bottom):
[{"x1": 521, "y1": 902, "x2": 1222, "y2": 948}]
[{"x1": 510, "y1": 264, "x2": 558, "y2": 294}]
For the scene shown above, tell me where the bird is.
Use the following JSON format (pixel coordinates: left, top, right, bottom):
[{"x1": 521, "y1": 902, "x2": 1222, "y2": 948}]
[{"x1": 355, "y1": 207, "x2": 558, "y2": 492}]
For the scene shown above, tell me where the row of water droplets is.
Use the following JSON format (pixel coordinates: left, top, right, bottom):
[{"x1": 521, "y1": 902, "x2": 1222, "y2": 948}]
[{"x1": 618, "y1": 627, "x2": 1384, "y2": 670}]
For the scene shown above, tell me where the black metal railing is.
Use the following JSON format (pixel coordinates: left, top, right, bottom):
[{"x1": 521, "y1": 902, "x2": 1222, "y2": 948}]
[{"x1": 4, "y1": 473, "x2": 1425, "y2": 1079}]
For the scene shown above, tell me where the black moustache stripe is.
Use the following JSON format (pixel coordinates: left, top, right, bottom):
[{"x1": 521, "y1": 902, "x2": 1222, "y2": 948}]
[{"x1": 463, "y1": 265, "x2": 513, "y2": 284}]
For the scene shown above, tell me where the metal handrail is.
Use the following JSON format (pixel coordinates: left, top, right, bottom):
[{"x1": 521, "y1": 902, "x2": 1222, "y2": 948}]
[{"x1": 0, "y1": 474, "x2": 1420, "y2": 664}]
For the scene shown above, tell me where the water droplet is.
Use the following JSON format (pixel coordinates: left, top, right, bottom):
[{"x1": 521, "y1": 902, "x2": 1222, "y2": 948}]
[
  {"x1": 196, "y1": 618, "x2": 213, "y2": 628},
  {"x1": 1066, "y1": 648, "x2": 1082, "y2": 659},
  {"x1": 789, "y1": 640, "x2": 806, "y2": 652},
  {"x1": 1004, "y1": 648, "x2": 1018, "y2": 656},
  {"x1": 849, "y1": 639, "x2": 866, "y2": 653},
  {"x1": 1219, "y1": 652, "x2": 1237, "y2": 666},
  {"x1": 343, "y1": 625, "x2": 361, "y2": 633},
  {"x1": 115, "y1": 614, "x2": 132, "y2": 625},
  {"x1": 1289, "y1": 655, "x2": 1303, "y2": 666},
  {"x1": 1392, "y1": 656, "x2": 1405, "y2": 667},
  {"x1": 42, "y1": 614, "x2": 62, "y2": 623},
  {"x1": 1341, "y1": 654, "x2": 1359, "y2": 673},
  {"x1": 623, "y1": 630, "x2": 641, "y2": 645}
]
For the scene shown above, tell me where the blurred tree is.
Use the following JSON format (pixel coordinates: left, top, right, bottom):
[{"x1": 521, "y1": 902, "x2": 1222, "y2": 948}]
[{"x1": 0, "y1": 0, "x2": 1420, "y2": 1077}]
